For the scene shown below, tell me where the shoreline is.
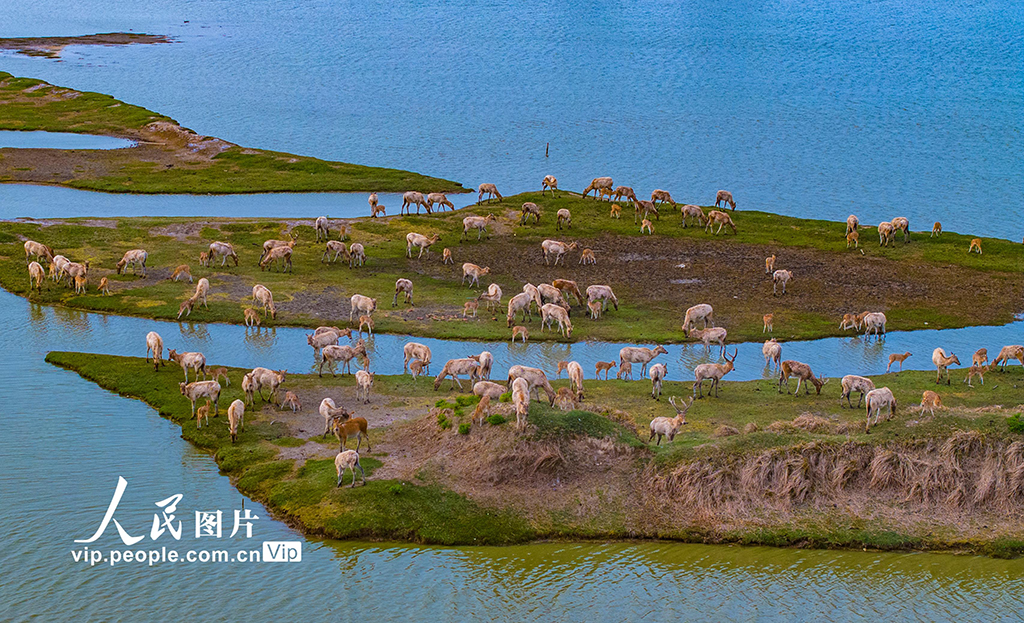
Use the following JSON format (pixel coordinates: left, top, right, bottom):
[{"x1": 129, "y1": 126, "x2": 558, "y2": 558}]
[{"x1": 47, "y1": 353, "x2": 1024, "y2": 558}]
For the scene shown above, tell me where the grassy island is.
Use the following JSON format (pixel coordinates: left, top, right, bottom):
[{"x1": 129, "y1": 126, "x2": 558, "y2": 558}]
[
  {"x1": 3, "y1": 193, "x2": 1022, "y2": 343},
  {"x1": 47, "y1": 352, "x2": 1024, "y2": 556},
  {"x1": 0, "y1": 71, "x2": 466, "y2": 193}
]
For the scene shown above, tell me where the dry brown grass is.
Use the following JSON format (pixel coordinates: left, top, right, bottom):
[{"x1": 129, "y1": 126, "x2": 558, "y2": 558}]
[{"x1": 712, "y1": 425, "x2": 740, "y2": 438}]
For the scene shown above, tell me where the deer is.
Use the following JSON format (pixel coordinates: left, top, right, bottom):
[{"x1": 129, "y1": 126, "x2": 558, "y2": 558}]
[
  {"x1": 891, "y1": 217, "x2": 910, "y2": 243},
  {"x1": 259, "y1": 245, "x2": 293, "y2": 272},
  {"x1": 432, "y1": 358, "x2": 481, "y2": 391},
  {"x1": 877, "y1": 222, "x2": 896, "y2": 247},
  {"x1": 640, "y1": 218, "x2": 654, "y2": 235},
  {"x1": 511, "y1": 325, "x2": 529, "y2": 343},
  {"x1": 349, "y1": 294, "x2": 376, "y2": 321},
  {"x1": 705, "y1": 210, "x2": 737, "y2": 234},
  {"x1": 715, "y1": 190, "x2": 736, "y2": 210},
  {"x1": 648, "y1": 362, "x2": 668, "y2": 400},
  {"x1": 763, "y1": 313, "x2": 774, "y2": 333},
  {"x1": 506, "y1": 292, "x2": 533, "y2": 326},
  {"x1": 331, "y1": 415, "x2": 371, "y2": 452},
  {"x1": 168, "y1": 349, "x2": 206, "y2": 383},
  {"x1": 610, "y1": 204, "x2": 622, "y2": 219},
  {"x1": 180, "y1": 380, "x2": 221, "y2": 418},
  {"x1": 972, "y1": 348, "x2": 988, "y2": 367},
  {"x1": 553, "y1": 279, "x2": 585, "y2": 306},
  {"x1": 634, "y1": 199, "x2": 658, "y2": 223},
  {"x1": 280, "y1": 391, "x2": 301, "y2": 412},
  {"x1": 649, "y1": 396, "x2": 692, "y2": 445},
  {"x1": 586, "y1": 285, "x2": 618, "y2": 312},
  {"x1": 315, "y1": 215, "x2": 330, "y2": 242},
  {"x1": 931, "y1": 222, "x2": 942, "y2": 237},
  {"x1": 693, "y1": 349, "x2": 737, "y2": 398},
  {"x1": 846, "y1": 230, "x2": 860, "y2": 248},
  {"x1": 507, "y1": 365, "x2": 556, "y2": 405},
  {"x1": 170, "y1": 264, "x2": 193, "y2": 283},
  {"x1": 406, "y1": 232, "x2": 441, "y2": 259},
  {"x1": 619, "y1": 345, "x2": 668, "y2": 378},
  {"x1": 461, "y1": 263, "x2": 490, "y2": 288},
  {"x1": 964, "y1": 363, "x2": 992, "y2": 387},
  {"x1": 208, "y1": 241, "x2": 238, "y2": 266},
  {"x1": 864, "y1": 387, "x2": 896, "y2": 433},
  {"x1": 541, "y1": 239, "x2": 577, "y2": 266},
  {"x1": 467, "y1": 351, "x2": 493, "y2": 380},
  {"x1": 319, "y1": 398, "x2": 349, "y2": 436},
  {"x1": 681, "y1": 204, "x2": 706, "y2": 228},
  {"x1": 259, "y1": 237, "x2": 296, "y2": 263},
  {"x1": 587, "y1": 300, "x2": 602, "y2": 319},
  {"x1": 542, "y1": 175, "x2": 558, "y2": 195},
  {"x1": 762, "y1": 338, "x2": 781, "y2": 371},
  {"x1": 473, "y1": 380, "x2": 506, "y2": 400},
  {"x1": 566, "y1": 361, "x2": 585, "y2": 401},
  {"x1": 617, "y1": 361, "x2": 633, "y2": 380},
  {"x1": 651, "y1": 189, "x2": 676, "y2": 209},
  {"x1": 839, "y1": 375, "x2": 875, "y2": 408},
  {"x1": 393, "y1": 278, "x2": 414, "y2": 306},
  {"x1": 511, "y1": 377, "x2": 531, "y2": 429},
  {"x1": 772, "y1": 269, "x2": 793, "y2": 295},
  {"x1": 335, "y1": 450, "x2": 366, "y2": 488},
  {"x1": 116, "y1": 249, "x2": 148, "y2": 277},
  {"x1": 846, "y1": 215, "x2": 859, "y2": 235},
  {"x1": 778, "y1": 360, "x2": 829, "y2": 395},
  {"x1": 682, "y1": 303, "x2": 714, "y2": 331},
  {"x1": 355, "y1": 370, "x2": 374, "y2": 403},
  {"x1": 477, "y1": 282, "x2": 503, "y2": 311},
  {"x1": 968, "y1": 238, "x2": 983, "y2": 254},
  {"x1": 839, "y1": 313, "x2": 859, "y2": 331},
  {"x1": 992, "y1": 345, "x2": 1024, "y2": 370},
  {"x1": 358, "y1": 315, "x2": 374, "y2": 337},
  {"x1": 764, "y1": 255, "x2": 776, "y2": 275},
  {"x1": 582, "y1": 177, "x2": 613, "y2": 199},
  {"x1": 145, "y1": 331, "x2": 165, "y2": 370},
  {"x1": 403, "y1": 342, "x2": 432, "y2": 374},
  {"x1": 196, "y1": 402, "x2": 211, "y2": 429},
  {"x1": 920, "y1": 390, "x2": 943, "y2": 416},
  {"x1": 249, "y1": 367, "x2": 287, "y2": 403},
  {"x1": 427, "y1": 192, "x2": 454, "y2": 212},
  {"x1": 932, "y1": 348, "x2": 961, "y2": 385},
  {"x1": 862, "y1": 312, "x2": 887, "y2": 338},
  {"x1": 537, "y1": 283, "x2": 570, "y2": 311},
  {"x1": 24, "y1": 240, "x2": 54, "y2": 264},
  {"x1": 177, "y1": 294, "x2": 198, "y2": 319},
  {"x1": 551, "y1": 208, "x2": 572, "y2": 230},
  {"x1": 198, "y1": 251, "x2": 210, "y2": 267},
  {"x1": 540, "y1": 303, "x2": 573, "y2": 338},
  {"x1": 402, "y1": 191, "x2": 431, "y2": 215},
  {"x1": 688, "y1": 327, "x2": 727, "y2": 355},
  {"x1": 575, "y1": 248, "x2": 597, "y2": 265},
  {"x1": 887, "y1": 352, "x2": 912, "y2": 374},
  {"x1": 520, "y1": 202, "x2": 541, "y2": 225},
  {"x1": 252, "y1": 284, "x2": 277, "y2": 320},
  {"x1": 595, "y1": 361, "x2": 617, "y2": 379},
  {"x1": 209, "y1": 367, "x2": 230, "y2": 387},
  {"x1": 320, "y1": 341, "x2": 368, "y2": 377},
  {"x1": 477, "y1": 183, "x2": 502, "y2": 204},
  {"x1": 462, "y1": 214, "x2": 496, "y2": 241},
  {"x1": 612, "y1": 185, "x2": 636, "y2": 203},
  {"x1": 73, "y1": 274, "x2": 87, "y2": 294},
  {"x1": 322, "y1": 240, "x2": 350, "y2": 264},
  {"x1": 307, "y1": 330, "x2": 341, "y2": 357}
]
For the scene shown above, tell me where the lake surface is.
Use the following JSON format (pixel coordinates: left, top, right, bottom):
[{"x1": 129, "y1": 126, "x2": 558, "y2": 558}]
[
  {"x1": 0, "y1": 130, "x2": 135, "y2": 149},
  {"x1": 3, "y1": 0, "x2": 1023, "y2": 619}
]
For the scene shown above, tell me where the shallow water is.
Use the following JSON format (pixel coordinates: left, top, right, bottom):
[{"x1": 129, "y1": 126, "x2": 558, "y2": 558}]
[
  {"x1": 3, "y1": 0, "x2": 1024, "y2": 618},
  {"x1": 0, "y1": 130, "x2": 135, "y2": 149}
]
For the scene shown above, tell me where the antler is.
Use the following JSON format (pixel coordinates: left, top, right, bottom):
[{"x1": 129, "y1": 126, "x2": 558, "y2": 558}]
[
  {"x1": 726, "y1": 348, "x2": 738, "y2": 362},
  {"x1": 668, "y1": 396, "x2": 693, "y2": 415}
]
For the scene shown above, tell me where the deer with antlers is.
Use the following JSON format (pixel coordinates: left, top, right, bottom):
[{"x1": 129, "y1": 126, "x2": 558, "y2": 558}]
[{"x1": 649, "y1": 396, "x2": 692, "y2": 445}]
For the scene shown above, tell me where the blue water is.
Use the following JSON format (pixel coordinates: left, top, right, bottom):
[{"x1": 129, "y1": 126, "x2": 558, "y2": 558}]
[
  {"x1": 0, "y1": 130, "x2": 135, "y2": 149},
  {"x1": 1, "y1": 0, "x2": 1021, "y2": 237}
]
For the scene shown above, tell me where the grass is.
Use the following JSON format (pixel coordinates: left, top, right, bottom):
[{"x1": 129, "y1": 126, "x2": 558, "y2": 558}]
[
  {"x1": 3, "y1": 193, "x2": 1021, "y2": 343},
  {"x1": 48, "y1": 352, "x2": 1024, "y2": 555},
  {"x1": 0, "y1": 72, "x2": 465, "y2": 193}
]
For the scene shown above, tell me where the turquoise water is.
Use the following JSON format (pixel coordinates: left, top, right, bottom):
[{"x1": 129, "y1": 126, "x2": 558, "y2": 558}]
[
  {"x1": 0, "y1": 130, "x2": 135, "y2": 149},
  {"x1": 3, "y1": 1, "x2": 1024, "y2": 620}
]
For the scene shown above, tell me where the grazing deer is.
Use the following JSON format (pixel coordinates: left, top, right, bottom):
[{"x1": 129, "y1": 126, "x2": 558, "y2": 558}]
[
  {"x1": 556, "y1": 209, "x2": 572, "y2": 230},
  {"x1": 198, "y1": 251, "x2": 210, "y2": 267},
  {"x1": 992, "y1": 345, "x2": 1024, "y2": 370},
  {"x1": 403, "y1": 342, "x2": 432, "y2": 374},
  {"x1": 964, "y1": 364, "x2": 991, "y2": 387},
  {"x1": 582, "y1": 177, "x2": 613, "y2": 199},
  {"x1": 705, "y1": 210, "x2": 736, "y2": 234},
  {"x1": 427, "y1": 192, "x2": 454, "y2": 212},
  {"x1": 692, "y1": 349, "x2": 737, "y2": 398},
  {"x1": 681, "y1": 204, "x2": 706, "y2": 228},
  {"x1": 520, "y1": 202, "x2": 541, "y2": 225},
  {"x1": 762, "y1": 313, "x2": 773, "y2": 333},
  {"x1": 877, "y1": 222, "x2": 896, "y2": 247},
  {"x1": 511, "y1": 325, "x2": 529, "y2": 344},
  {"x1": 259, "y1": 245, "x2": 293, "y2": 272},
  {"x1": 846, "y1": 215, "x2": 859, "y2": 235},
  {"x1": 595, "y1": 361, "x2": 617, "y2": 379},
  {"x1": 579, "y1": 248, "x2": 596, "y2": 265},
  {"x1": 402, "y1": 191, "x2": 431, "y2": 215},
  {"x1": 280, "y1": 391, "x2": 301, "y2": 412},
  {"x1": 98, "y1": 277, "x2": 110, "y2": 295},
  {"x1": 349, "y1": 294, "x2": 376, "y2": 321},
  {"x1": 931, "y1": 222, "x2": 942, "y2": 237},
  {"x1": 442, "y1": 248, "x2": 454, "y2": 265},
  {"x1": 612, "y1": 186, "x2": 636, "y2": 203},
  {"x1": 772, "y1": 269, "x2": 792, "y2": 295},
  {"x1": 682, "y1": 304, "x2": 713, "y2": 332},
  {"x1": 687, "y1": 327, "x2": 727, "y2": 355},
  {"x1": 764, "y1": 255, "x2": 776, "y2": 274},
  {"x1": 209, "y1": 366, "x2": 230, "y2": 387},
  {"x1": 243, "y1": 308, "x2": 261, "y2": 328},
  {"x1": 839, "y1": 313, "x2": 859, "y2": 331},
  {"x1": 259, "y1": 237, "x2": 296, "y2": 263},
  {"x1": 715, "y1": 190, "x2": 735, "y2": 210},
  {"x1": 778, "y1": 360, "x2": 829, "y2": 395},
  {"x1": 862, "y1": 312, "x2": 886, "y2": 338},
  {"x1": 968, "y1": 238, "x2": 982, "y2": 254},
  {"x1": 463, "y1": 300, "x2": 479, "y2": 317},
  {"x1": 847, "y1": 231, "x2": 860, "y2": 248},
  {"x1": 433, "y1": 358, "x2": 482, "y2": 391},
  {"x1": 635, "y1": 199, "x2": 658, "y2": 222},
  {"x1": 648, "y1": 363, "x2": 668, "y2": 400},
  {"x1": 541, "y1": 240, "x2": 577, "y2": 266},
  {"x1": 478, "y1": 282, "x2": 503, "y2": 312},
  {"x1": 542, "y1": 175, "x2": 558, "y2": 195},
  {"x1": 920, "y1": 390, "x2": 942, "y2": 416},
  {"x1": 587, "y1": 300, "x2": 602, "y2": 319},
  {"x1": 477, "y1": 183, "x2": 502, "y2": 204},
  {"x1": 177, "y1": 294, "x2": 198, "y2": 319},
  {"x1": 393, "y1": 278, "x2": 414, "y2": 306},
  {"x1": 972, "y1": 348, "x2": 988, "y2": 366},
  {"x1": 891, "y1": 217, "x2": 910, "y2": 243},
  {"x1": 640, "y1": 218, "x2": 654, "y2": 235},
  {"x1": 540, "y1": 303, "x2": 573, "y2": 338},
  {"x1": 179, "y1": 380, "x2": 220, "y2": 417},
  {"x1": 864, "y1": 387, "x2": 896, "y2": 433},
  {"x1": 116, "y1": 249, "x2": 148, "y2": 277},
  {"x1": 145, "y1": 331, "x2": 165, "y2": 370},
  {"x1": 651, "y1": 189, "x2": 676, "y2": 208},
  {"x1": 506, "y1": 292, "x2": 533, "y2": 326},
  {"x1": 886, "y1": 352, "x2": 912, "y2": 374},
  {"x1": 24, "y1": 240, "x2": 54, "y2": 264},
  {"x1": 932, "y1": 348, "x2": 961, "y2": 385},
  {"x1": 322, "y1": 240, "x2": 350, "y2": 264},
  {"x1": 170, "y1": 264, "x2": 193, "y2": 283},
  {"x1": 208, "y1": 241, "x2": 238, "y2": 266},
  {"x1": 252, "y1": 284, "x2": 277, "y2": 319},
  {"x1": 840, "y1": 375, "x2": 875, "y2": 408},
  {"x1": 617, "y1": 361, "x2": 633, "y2": 380},
  {"x1": 649, "y1": 397, "x2": 692, "y2": 445},
  {"x1": 28, "y1": 261, "x2": 45, "y2": 291},
  {"x1": 610, "y1": 204, "x2": 622, "y2": 219}
]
